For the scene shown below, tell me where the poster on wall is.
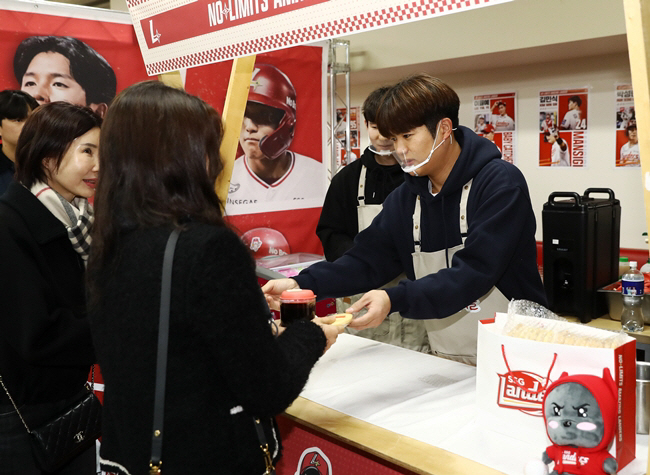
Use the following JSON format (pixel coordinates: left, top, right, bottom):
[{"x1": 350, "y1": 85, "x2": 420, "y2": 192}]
[
  {"x1": 538, "y1": 88, "x2": 589, "y2": 167},
  {"x1": 0, "y1": 4, "x2": 150, "y2": 113},
  {"x1": 335, "y1": 106, "x2": 361, "y2": 168},
  {"x1": 472, "y1": 92, "x2": 517, "y2": 165},
  {"x1": 615, "y1": 84, "x2": 639, "y2": 167},
  {"x1": 185, "y1": 44, "x2": 328, "y2": 257}
]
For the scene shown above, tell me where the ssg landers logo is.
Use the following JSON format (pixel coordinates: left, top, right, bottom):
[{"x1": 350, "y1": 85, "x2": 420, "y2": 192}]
[
  {"x1": 496, "y1": 370, "x2": 547, "y2": 416},
  {"x1": 562, "y1": 450, "x2": 590, "y2": 467},
  {"x1": 496, "y1": 346, "x2": 557, "y2": 416}
]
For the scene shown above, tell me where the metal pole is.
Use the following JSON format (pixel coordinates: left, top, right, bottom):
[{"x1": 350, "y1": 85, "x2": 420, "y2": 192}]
[
  {"x1": 344, "y1": 44, "x2": 351, "y2": 166},
  {"x1": 329, "y1": 47, "x2": 337, "y2": 179}
]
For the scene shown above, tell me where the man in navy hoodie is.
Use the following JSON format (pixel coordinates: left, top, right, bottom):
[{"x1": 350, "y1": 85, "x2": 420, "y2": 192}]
[{"x1": 263, "y1": 74, "x2": 546, "y2": 364}]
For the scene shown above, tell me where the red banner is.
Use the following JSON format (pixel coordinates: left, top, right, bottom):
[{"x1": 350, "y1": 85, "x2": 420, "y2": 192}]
[
  {"x1": 141, "y1": 0, "x2": 328, "y2": 49},
  {"x1": 124, "y1": 0, "x2": 512, "y2": 75}
]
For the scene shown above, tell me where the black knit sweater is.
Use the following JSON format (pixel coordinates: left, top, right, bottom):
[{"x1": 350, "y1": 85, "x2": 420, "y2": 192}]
[
  {"x1": 316, "y1": 147, "x2": 404, "y2": 261},
  {"x1": 89, "y1": 223, "x2": 326, "y2": 475}
]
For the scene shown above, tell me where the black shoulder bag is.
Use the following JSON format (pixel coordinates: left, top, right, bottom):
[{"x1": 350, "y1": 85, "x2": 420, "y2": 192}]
[
  {"x1": 0, "y1": 366, "x2": 102, "y2": 472},
  {"x1": 149, "y1": 228, "x2": 276, "y2": 475}
]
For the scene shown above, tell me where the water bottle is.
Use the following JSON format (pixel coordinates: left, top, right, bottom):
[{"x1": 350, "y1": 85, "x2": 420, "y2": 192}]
[{"x1": 621, "y1": 261, "x2": 644, "y2": 332}]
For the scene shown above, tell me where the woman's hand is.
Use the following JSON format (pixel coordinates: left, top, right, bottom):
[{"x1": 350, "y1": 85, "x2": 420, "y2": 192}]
[
  {"x1": 261, "y1": 278, "x2": 299, "y2": 311},
  {"x1": 312, "y1": 315, "x2": 344, "y2": 353}
]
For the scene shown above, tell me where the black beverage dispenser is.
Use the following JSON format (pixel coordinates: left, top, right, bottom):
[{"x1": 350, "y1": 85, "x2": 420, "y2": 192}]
[{"x1": 542, "y1": 188, "x2": 620, "y2": 323}]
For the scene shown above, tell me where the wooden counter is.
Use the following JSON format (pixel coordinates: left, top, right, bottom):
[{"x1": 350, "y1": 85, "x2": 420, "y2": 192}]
[
  {"x1": 283, "y1": 397, "x2": 505, "y2": 475},
  {"x1": 276, "y1": 334, "x2": 512, "y2": 475},
  {"x1": 278, "y1": 329, "x2": 647, "y2": 475}
]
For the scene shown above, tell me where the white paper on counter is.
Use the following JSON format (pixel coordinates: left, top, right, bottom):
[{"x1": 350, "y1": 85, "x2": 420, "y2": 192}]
[{"x1": 300, "y1": 333, "x2": 649, "y2": 475}]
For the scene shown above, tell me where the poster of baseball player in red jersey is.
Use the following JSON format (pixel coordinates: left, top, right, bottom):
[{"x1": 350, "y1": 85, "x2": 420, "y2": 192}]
[
  {"x1": 615, "y1": 84, "x2": 639, "y2": 167},
  {"x1": 335, "y1": 106, "x2": 361, "y2": 168},
  {"x1": 539, "y1": 88, "x2": 589, "y2": 167},
  {"x1": 185, "y1": 44, "x2": 328, "y2": 256},
  {"x1": 473, "y1": 92, "x2": 517, "y2": 165}
]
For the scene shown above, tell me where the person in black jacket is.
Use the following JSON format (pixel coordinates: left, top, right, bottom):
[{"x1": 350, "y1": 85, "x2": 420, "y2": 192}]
[
  {"x1": 316, "y1": 87, "x2": 429, "y2": 353},
  {"x1": 263, "y1": 74, "x2": 546, "y2": 365},
  {"x1": 87, "y1": 80, "x2": 342, "y2": 475},
  {"x1": 0, "y1": 102, "x2": 101, "y2": 474},
  {"x1": 316, "y1": 86, "x2": 404, "y2": 261},
  {"x1": 0, "y1": 90, "x2": 39, "y2": 196}
]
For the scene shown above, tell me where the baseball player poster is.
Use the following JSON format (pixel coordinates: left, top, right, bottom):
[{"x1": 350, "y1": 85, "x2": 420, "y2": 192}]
[
  {"x1": 538, "y1": 88, "x2": 589, "y2": 167},
  {"x1": 336, "y1": 106, "x2": 361, "y2": 168},
  {"x1": 472, "y1": 92, "x2": 517, "y2": 165},
  {"x1": 0, "y1": 5, "x2": 150, "y2": 114},
  {"x1": 185, "y1": 44, "x2": 328, "y2": 257},
  {"x1": 615, "y1": 84, "x2": 639, "y2": 167}
]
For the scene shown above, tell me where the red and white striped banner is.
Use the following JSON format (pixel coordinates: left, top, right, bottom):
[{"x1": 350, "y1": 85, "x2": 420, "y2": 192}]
[{"x1": 125, "y1": 0, "x2": 512, "y2": 75}]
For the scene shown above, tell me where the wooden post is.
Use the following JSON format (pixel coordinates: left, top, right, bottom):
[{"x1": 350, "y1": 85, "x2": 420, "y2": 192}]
[
  {"x1": 157, "y1": 70, "x2": 184, "y2": 89},
  {"x1": 623, "y1": 1, "x2": 650, "y2": 470},
  {"x1": 215, "y1": 55, "x2": 257, "y2": 209},
  {"x1": 624, "y1": 0, "x2": 650, "y2": 253},
  {"x1": 156, "y1": 61, "x2": 255, "y2": 209}
]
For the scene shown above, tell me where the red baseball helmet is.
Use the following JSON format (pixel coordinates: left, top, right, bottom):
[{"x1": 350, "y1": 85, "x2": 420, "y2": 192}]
[
  {"x1": 248, "y1": 64, "x2": 297, "y2": 159},
  {"x1": 241, "y1": 227, "x2": 291, "y2": 259}
]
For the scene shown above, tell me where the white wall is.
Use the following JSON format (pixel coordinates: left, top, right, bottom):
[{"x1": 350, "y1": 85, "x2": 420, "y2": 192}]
[
  {"x1": 342, "y1": 52, "x2": 646, "y2": 250},
  {"x1": 342, "y1": 0, "x2": 626, "y2": 74}
]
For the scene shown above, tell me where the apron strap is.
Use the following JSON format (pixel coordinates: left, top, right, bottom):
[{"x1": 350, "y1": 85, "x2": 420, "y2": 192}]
[
  {"x1": 413, "y1": 196, "x2": 422, "y2": 252},
  {"x1": 357, "y1": 164, "x2": 367, "y2": 206},
  {"x1": 412, "y1": 179, "x2": 473, "y2": 253},
  {"x1": 459, "y1": 179, "x2": 472, "y2": 240}
]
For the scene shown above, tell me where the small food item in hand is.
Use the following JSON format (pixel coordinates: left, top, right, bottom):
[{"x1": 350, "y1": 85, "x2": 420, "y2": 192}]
[{"x1": 330, "y1": 313, "x2": 353, "y2": 327}]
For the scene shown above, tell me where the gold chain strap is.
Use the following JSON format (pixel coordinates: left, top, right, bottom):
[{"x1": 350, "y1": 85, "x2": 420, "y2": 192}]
[
  {"x1": 261, "y1": 443, "x2": 274, "y2": 475},
  {"x1": 0, "y1": 374, "x2": 30, "y2": 432},
  {"x1": 255, "y1": 418, "x2": 275, "y2": 474}
]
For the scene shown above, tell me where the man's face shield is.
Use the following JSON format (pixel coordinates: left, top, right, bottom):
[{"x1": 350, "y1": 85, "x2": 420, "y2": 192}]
[
  {"x1": 391, "y1": 122, "x2": 448, "y2": 175},
  {"x1": 368, "y1": 144, "x2": 394, "y2": 156}
]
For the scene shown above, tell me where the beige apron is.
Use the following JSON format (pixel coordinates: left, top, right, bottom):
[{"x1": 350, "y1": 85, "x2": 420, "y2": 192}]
[
  {"x1": 413, "y1": 180, "x2": 509, "y2": 365},
  {"x1": 341, "y1": 165, "x2": 430, "y2": 353}
]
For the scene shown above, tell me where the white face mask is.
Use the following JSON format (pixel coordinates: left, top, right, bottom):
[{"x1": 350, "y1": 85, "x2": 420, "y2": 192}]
[{"x1": 391, "y1": 122, "x2": 453, "y2": 175}]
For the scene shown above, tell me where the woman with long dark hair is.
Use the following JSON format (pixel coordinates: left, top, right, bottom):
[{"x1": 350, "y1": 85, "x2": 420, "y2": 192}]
[
  {"x1": 88, "y1": 80, "x2": 341, "y2": 474},
  {"x1": 0, "y1": 101, "x2": 101, "y2": 474}
]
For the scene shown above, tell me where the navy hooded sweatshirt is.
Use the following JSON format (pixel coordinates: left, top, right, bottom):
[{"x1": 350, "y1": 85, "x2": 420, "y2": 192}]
[{"x1": 294, "y1": 126, "x2": 547, "y2": 320}]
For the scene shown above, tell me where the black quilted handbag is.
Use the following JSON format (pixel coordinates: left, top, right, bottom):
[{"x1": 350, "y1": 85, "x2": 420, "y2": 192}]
[{"x1": 0, "y1": 369, "x2": 102, "y2": 472}]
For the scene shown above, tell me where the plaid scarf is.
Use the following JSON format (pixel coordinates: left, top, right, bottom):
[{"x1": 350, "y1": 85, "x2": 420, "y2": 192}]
[{"x1": 30, "y1": 182, "x2": 94, "y2": 263}]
